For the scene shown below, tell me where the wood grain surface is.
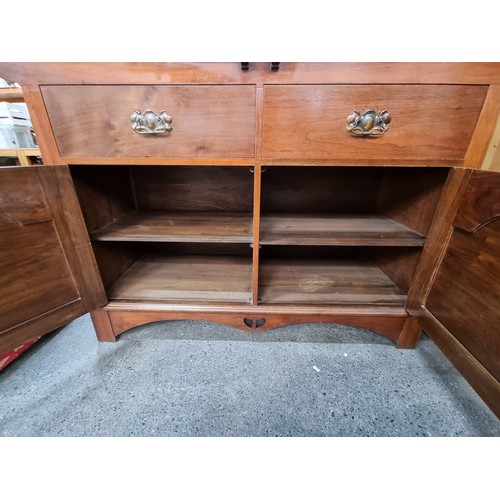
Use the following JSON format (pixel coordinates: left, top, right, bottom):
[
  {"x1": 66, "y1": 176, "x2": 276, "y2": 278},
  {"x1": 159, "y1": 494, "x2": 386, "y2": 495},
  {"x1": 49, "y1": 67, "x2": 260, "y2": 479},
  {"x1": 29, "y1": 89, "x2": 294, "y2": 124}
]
[
  {"x1": 0, "y1": 222, "x2": 80, "y2": 333},
  {"x1": 453, "y1": 170, "x2": 500, "y2": 232},
  {"x1": 4, "y1": 62, "x2": 500, "y2": 85},
  {"x1": 92, "y1": 211, "x2": 253, "y2": 243},
  {"x1": 259, "y1": 258, "x2": 405, "y2": 305},
  {"x1": 417, "y1": 307, "x2": 500, "y2": 418},
  {"x1": 41, "y1": 85, "x2": 256, "y2": 159},
  {"x1": 108, "y1": 254, "x2": 252, "y2": 303},
  {"x1": 259, "y1": 213, "x2": 425, "y2": 246},
  {"x1": 0, "y1": 167, "x2": 51, "y2": 228},
  {"x1": 262, "y1": 85, "x2": 487, "y2": 164},
  {"x1": 426, "y1": 221, "x2": 500, "y2": 379}
]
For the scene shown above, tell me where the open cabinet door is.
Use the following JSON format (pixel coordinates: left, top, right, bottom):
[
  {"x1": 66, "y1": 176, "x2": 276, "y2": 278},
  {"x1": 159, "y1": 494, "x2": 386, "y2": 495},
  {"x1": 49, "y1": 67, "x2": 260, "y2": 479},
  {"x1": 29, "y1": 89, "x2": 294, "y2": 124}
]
[
  {"x1": 0, "y1": 165, "x2": 107, "y2": 356},
  {"x1": 414, "y1": 170, "x2": 500, "y2": 417}
]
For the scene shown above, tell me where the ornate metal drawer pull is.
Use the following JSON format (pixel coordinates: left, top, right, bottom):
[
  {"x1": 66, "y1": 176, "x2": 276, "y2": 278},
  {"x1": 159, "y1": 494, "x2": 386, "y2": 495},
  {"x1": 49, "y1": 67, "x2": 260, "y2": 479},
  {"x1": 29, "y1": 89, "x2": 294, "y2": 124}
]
[
  {"x1": 130, "y1": 109, "x2": 173, "y2": 135},
  {"x1": 346, "y1": 109, "x2": 391, "y2": 136}
]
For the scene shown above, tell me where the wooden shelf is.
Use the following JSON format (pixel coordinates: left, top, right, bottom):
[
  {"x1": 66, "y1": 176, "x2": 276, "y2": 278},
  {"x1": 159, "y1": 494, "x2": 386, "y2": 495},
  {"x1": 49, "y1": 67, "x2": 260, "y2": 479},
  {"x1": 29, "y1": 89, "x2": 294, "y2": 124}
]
[
  {"x1": 92, "y1": 211, "x2": 253, "y2": 243},
  {"x1": 259, "y1": 258, "x2": 406, "y2": 305},
  {"x1": 260, "y1": 213, "x2": 426, "y2": 246},
  {"x1": 108, "y1": 254, "x2": 252, "y2": 303}
]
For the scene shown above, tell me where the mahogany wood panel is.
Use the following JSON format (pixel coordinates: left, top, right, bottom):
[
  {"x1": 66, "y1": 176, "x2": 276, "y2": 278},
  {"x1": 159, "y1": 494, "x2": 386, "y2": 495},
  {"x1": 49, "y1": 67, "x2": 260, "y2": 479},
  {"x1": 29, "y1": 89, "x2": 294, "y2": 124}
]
[
  {"x1": 21, "y1": 85, "x2": 61, "y2": 164},
  {"x1": 480, "y1": 114, "x2": 500, "y2": 172},
  {"x1": 132, "y1": 166, "x2": 253, "y2": 212},
  {"x1": 369, "y1": 248, "x2": 423, "y2": 294},
  {"x1": 108, "y1": 254, "x2": 252, "y2": 303},
  {"x1": 4, "y1": 63, "x2": 500, "y2": 85},
  {"x1": 261, "y1": 167, "x2": 382, "y2": 213},
  {"x1": 406, "y1": 168, "x2": 472, "y2": 312},
  {"x1": 0, "y1": 167, "x2": 51, "y2": 228},
  {"x1": 396, "y1": 317, "x2": 422, "y2": 349},
  {"x1": 41, "y1": 157, "x2": 256, "y2": 167},
  {"x1": 252, "y1": 86, "x2": 264, "y2": 306},
  {"x1": 0, "y1": 300, "x2": 85, "y2": 356},
  {"x1": 416, "y1": 307, "x2": 500, "y2": 418},
  {"x1": 262, "y1": 158, "x2": 468, "y2": 167},
  {"x1": 92, "y1": 211, "x2": 253, "y2": 243},
  {"x1": 259, "y1": 258, "x2": 405, "y2": 305},
  {"x1": 91, "y1": 242, "x2": 144, "y2": 291},
  {"x1": 376, "y1": 168, "x2": 449, "y2": 237},
  {"x1": 41, "y1": 85, "x2": 256, "y2": 159},
  {"x1": 104, "y1": 304, "x2": 408, "y2": 343},
  {"x1": 262, "y1": 85, "x2": 487, "y2": 164},
  {"x1": 426, "y1": 220, "x2": 500, "y2": 380},
  {"x1": 453, "y1": 170, "x2": 500, "y2": 232},
  {"x1": 464, "y1": 85, "x2": 500, "y2": 168},
  {"x1": 69, "y1": 166, "x2": 136, "y2": 234},
  {"x1": 90, "y1": 310, "x2": 116, "y2": 342},
  {"x1": 0, "y1": 222, "x2": 80, "y2": 333},
  {"x1": 38, "y1": 165, "x2": 107, "y2": 311},
  {"x1": 259, "y1": 213, "x2": 425, "y2": 246}
]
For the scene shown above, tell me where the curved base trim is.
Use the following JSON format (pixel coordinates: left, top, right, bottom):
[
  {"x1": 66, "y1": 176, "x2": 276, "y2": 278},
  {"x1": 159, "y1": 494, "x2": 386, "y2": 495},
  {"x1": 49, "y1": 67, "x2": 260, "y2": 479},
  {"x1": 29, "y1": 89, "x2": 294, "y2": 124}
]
[{"x1": 93, "y1": 306, "x2": 411, "y2": 345}]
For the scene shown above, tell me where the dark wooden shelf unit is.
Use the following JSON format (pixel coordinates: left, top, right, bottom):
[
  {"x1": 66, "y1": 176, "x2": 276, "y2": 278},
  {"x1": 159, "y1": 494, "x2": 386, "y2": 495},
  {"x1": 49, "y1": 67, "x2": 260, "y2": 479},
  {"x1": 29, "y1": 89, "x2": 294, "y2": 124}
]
[{"x1": 69, "y1": 165, "x2": 254, "y2": 243}]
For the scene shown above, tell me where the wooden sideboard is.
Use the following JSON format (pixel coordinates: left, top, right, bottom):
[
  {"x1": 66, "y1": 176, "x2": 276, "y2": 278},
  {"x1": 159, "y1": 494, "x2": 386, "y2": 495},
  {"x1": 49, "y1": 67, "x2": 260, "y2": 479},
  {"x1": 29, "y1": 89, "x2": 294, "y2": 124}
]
[{"x1": 0, "y1": 63, "x2": 499, "y2": 417}]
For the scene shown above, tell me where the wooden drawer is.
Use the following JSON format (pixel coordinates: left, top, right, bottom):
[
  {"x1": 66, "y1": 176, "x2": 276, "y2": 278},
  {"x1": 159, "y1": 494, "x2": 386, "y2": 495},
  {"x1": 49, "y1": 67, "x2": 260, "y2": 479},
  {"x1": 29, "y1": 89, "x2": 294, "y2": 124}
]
[
  {"x1": 41, "y1": 85, "x2": 256, "y2": 160},
  {"x1": 262, "y1": 85, "x2": 487, "y2": 165}
]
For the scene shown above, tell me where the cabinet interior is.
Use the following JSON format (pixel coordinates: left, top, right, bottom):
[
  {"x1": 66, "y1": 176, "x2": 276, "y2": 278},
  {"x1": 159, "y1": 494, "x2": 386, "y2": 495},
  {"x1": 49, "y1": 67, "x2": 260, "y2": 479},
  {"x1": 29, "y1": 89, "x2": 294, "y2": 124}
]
[{"x1": 69, "y1": 165, "x2": 449, "y2": 306}]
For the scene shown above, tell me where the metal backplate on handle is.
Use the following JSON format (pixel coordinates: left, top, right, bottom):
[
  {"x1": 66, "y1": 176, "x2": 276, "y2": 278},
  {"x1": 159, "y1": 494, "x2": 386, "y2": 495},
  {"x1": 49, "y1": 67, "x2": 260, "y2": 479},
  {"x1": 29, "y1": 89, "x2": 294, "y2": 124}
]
[
  {"x1": 130, "y1": 109, "x2": 173, "y2": 135},
  {"x1": 346, "y1": 109, "x2": 391, "y2": 136}
]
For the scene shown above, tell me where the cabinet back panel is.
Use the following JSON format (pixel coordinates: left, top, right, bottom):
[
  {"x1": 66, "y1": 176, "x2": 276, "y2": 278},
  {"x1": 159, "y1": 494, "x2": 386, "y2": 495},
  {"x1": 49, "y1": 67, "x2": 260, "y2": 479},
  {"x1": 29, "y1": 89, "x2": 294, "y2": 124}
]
[
  {"x1": 133, "y1": 167, "x2": 254, "y2": 212},
  {"x1": 261, "y1": 167, "x2": 382, "y2": 213}
]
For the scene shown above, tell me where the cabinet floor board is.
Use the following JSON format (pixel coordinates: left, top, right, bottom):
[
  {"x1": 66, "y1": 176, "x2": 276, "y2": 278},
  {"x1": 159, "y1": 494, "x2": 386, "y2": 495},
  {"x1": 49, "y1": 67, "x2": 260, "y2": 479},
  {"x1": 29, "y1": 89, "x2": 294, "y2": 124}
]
[
  {"x1": 260, "y1": 258, "x2": 406, "y2": 305},
  {"x1": 108, "y1": 254, "x2": 252, "y2": 303}
]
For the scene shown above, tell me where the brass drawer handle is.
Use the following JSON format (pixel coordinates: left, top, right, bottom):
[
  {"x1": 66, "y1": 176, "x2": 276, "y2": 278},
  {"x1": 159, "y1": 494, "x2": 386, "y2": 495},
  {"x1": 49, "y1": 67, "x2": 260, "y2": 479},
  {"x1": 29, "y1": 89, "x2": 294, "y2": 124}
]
[
  {"x1": 130, "y1": 109, "x2": 173, "y2": 135},
  {"x1": 346, "y1": 109, "x2": 391, "y2": 136}
]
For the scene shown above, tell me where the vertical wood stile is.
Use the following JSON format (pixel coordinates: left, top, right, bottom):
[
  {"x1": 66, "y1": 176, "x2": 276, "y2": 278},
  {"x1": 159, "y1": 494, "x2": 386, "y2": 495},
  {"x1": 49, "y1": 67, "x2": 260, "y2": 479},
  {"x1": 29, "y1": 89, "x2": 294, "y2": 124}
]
[
  {"x1": 480, "y1": 115, "x2": 500, "y2": 172},
  {"x1": 464, "y1": 85, "x2": 500, "y2": 169},
  {"x1": 21, "y1": 85, "x2": 62, "y2": 164},
  {"x1": 406, "y1": 168, "x2": 472, "y2": 314},
  {"x1": 251, "y1": 86, "x2": 264, "y2": 305}
]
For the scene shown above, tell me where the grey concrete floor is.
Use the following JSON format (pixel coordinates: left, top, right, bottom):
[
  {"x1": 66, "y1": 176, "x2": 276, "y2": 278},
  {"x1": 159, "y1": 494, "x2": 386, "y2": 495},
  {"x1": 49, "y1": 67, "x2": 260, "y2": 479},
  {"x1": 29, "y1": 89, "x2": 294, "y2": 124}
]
[{"x1": 0, "y1": 314, "x2": 498, "y2": 436}]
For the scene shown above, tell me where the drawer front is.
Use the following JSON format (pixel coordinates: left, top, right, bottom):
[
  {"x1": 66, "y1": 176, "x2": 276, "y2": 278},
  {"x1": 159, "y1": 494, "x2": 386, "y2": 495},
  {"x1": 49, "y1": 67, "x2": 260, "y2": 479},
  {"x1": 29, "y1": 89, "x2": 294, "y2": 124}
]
[
  {"x1": 41, "y1": 85, "x2": 256, "y2": 159},
  {"x1": 262, "y1": 85, "x2": 487, "y2": 164}
]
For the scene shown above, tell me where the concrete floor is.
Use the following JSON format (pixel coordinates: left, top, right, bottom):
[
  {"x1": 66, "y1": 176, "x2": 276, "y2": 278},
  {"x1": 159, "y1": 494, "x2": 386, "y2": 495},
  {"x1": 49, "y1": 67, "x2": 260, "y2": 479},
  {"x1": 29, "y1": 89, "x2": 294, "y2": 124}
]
[{"x1": 0, "y1": 314, "x2": 498, "y2": 436}]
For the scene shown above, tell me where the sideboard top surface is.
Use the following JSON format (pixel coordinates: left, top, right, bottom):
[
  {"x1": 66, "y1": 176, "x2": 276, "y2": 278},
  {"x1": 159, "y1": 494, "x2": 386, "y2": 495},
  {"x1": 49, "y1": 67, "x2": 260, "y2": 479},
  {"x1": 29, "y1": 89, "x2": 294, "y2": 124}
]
[{"x1": 2, "y1": 62, "x2": 500, "y2": 85}]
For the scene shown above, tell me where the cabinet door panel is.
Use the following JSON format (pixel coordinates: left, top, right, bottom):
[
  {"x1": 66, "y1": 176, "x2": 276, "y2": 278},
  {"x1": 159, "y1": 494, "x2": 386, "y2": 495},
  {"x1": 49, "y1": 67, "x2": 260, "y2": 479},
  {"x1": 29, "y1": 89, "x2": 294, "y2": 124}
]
[
  {"x1": 0, "y1": 222, "x2": 80, "y2": 332},
  {"x1": 0, "y1": 166, "x2": 106, "y2": 355},
  {"x1": 423, "y1": 170, "x2": 500, "y2": 416}
]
